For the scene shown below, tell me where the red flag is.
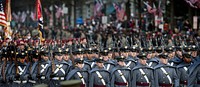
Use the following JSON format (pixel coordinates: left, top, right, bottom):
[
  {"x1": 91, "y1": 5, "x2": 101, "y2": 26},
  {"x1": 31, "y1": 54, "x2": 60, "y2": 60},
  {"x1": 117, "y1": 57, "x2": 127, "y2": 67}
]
[
  {"x1": 36, "y1": 0, "x2": 44, "y2": 41},
  {"x1": 36, "y1": 0, "x2": 42, "y2": 21}
]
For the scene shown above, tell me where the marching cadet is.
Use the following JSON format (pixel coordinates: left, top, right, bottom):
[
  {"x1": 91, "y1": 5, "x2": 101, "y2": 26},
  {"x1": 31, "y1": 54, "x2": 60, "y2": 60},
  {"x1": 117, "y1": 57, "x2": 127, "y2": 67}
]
[
  {"x1": 168, "y1": 46, "x2": 183, "y2": 66},
  {"x1": 111, "y1": 56, "x2": 131, "y2": 87},
  {"x1": 0, "y1": 49, "x2": 10, "y2": 87},
  {"x1": 89, "y1": 57, "x2": 111, "y2": 87},
  {"x1": 6, "y1": 47, "x2": 16, "y2": 87},
  {"x1": 84, "y1": 47, "x2": 96, "y2": 69},
  {"x1": 27, "y1": 50, "x2": 40, "y2": 87},
  {"x1": 190, "y1": 45, "x2": 199, "y2": 62},
  {"x1": 17, "y1": 40, "x2": 27, "y2": 52},
  {"x1": 125, "y1": 46, "x2": 137, "y2": 69},
  {"x1": 120, "y1": 46, "x2": 136, "y2": 69},
  {"x1": 154, "y1": 46, "x2": 163, "y2": 58},
  {"x1": 177, "y1": 52, "x2": 192, "y2": 87},
  {"x1": 187, "y1": 47, "x2": 200, "y2": 87},
  {"x1": 154, "y1": 52, "x2": 179, "y2": 87},
  {"x1": 66, "y1": 58, "x2": 89, "y2": 87},
  {"x1": 49, "y1": 47, "x2": 71, "y2": 87},
  {"x1": 37, "y1": 49, "x2": 51, "y2": 84},
  {"x1": 100, "y1": 48, "x2": 115, "y2": 72},
  {"x1": 107, "y1": 47, "x2": 114, "y2": 60},
  {"x1": 128, "y1": 46, "x2": 138, "y2": 63},
  {"x1": 9, "y1": 51, "x2": 30, "y2": 87},
  {"x1": 145, "y1": 47, "x2": 159, "y2": 68},
  {"x1": 73, "y1": 48, "x2": 91, "y2": 71},
  {"x1": 62, "y1": 47, "x2": 72, "y2": 66},
  {"x1": 132, "y1": 52, "x2": 154, "y2": 87},
  {"x1": 165, "y1": 46, "x2": 176, "y2": 65}
]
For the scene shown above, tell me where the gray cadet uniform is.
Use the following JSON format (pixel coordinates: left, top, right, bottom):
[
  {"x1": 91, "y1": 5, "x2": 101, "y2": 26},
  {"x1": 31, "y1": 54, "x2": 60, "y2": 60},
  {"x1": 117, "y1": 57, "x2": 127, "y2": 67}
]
[
  {"x1": 154, "y1": 53, "x2": 179, "y2": 87},
  {"x1": 146, "y1": 57, "x2": 159, "y2": 68},
  {"x1": 49, "y1": 59, "x2": 70, "y2": 87},
  {"x1": 49, "y1": 48, "x2": 71, "y2": 87},
  {"x1": 27, "y1": 50, "x2": 40, "y2": 87},
  {"x1": 9, "y1": 52, "x2": 30, "y2": 87},
  {"x1": 84, "y1": 47, "x2": 96, "y2": 69},
  {"x1": 74, "y1": 48, "x2": 92, "y2": 71},
  {"x1": 168, "y1": 46, "x2": 183, "y2": 67},
  {"x1": 89, "y1": 58, "x2": 111, "y2": 87},
  {"x1": 132, "y1": 53, "x2": 154, "y2": 87},
  {"x1": 100, "y1": 48, "x2": 115, "y2": 72},
  {"x1": 111, "y1": 56, "x2": 131, "y2": 87},
  {"x1": 0, "y1": 49, "x2": 11, "y2": 87},
  {"x1": 28, "y1": 60, "x2": 39, "y2": 86},
  {"x1": 62, "y1": 47, "x2": 73, "y2": 66},
  {"x1": 124, "y1": 56, "x2": 136, "y2": 69},
  {"x1": 37, "y1": 50, "x2": 52, "y2": 85},
  {"x1": 187, "y1": 57, "x2": 200, "y2": 87},
  {"x1": 66, "y1": 58, "x2": 89, "y2": 87},
  {"x1": 120, "y1": 46, "x2": 136, "y2": 69},
  {"x1": 103, "y1": 60, "x2": 115, "y2": 72},
  {"x1": 177, "y1": 52, "x2": 192, "y2": 87},
  {"x1": 144, "y1": 47, "x2": 159, "y2": 68}
]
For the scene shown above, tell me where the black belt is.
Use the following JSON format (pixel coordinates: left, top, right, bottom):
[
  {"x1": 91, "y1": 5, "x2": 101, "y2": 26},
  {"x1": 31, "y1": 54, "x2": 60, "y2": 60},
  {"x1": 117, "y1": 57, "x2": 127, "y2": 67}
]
[
  {"x1": 93, "y1": 84, "x2": 106, "y2": 87},
  {"x1": 80, "y1": 84, "x2": 85, "y2": 87},
  {"x1": 180, "y1": 81, "x2": 187, "y2": 85},
  {"x1": 136, "y1": 82, "x2": 150, "y2": 86},
  {"x1": 197, "y1": 81, "x2": 200, "y2": 84},
  {"x1": 159, "y1": 83, "x2": 173, "y2": 87},
  {"x1": 114, "y1": 81, "x2": 127, "y2": 86}
]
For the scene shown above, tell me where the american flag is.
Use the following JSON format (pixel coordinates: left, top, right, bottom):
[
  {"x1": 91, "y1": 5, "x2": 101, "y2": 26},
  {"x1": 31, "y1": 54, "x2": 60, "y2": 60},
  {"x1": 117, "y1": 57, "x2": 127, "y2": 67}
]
[
  {"x1": 0, "y1": 0, "x2": 6, "y2": 27},
  {"x1": 143, "y1": 1, "x2": 157, "y2": 15},
  {"x1": 113, "y1": 2, "x2": 125, "y2": 21},
  {"x1": 94, "y1": 0, "x2": 103, "y2": 16}
]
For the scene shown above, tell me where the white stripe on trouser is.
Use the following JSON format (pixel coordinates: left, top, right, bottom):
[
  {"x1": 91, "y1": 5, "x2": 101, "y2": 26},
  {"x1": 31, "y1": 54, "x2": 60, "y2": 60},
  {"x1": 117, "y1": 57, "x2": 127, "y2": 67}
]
[
  {"x1": 13, "y1": 80, "x2": 27, "y2": 84},
  {"x1": 117, "y1": 70, "x2": 127, "y2": 83},
  {"x1": 41, "y1": 76, "x2": 46, "y2": 79},
  {"x1": 95, "y1": 71, "x2": 106, "y2": 85},
  {"x1": 183, "y1": 67, "x2": 188, "y2": 71},
  {"x1": 40, "y1": 64, "x2": 48, "y2": 73},
  {"x1": 18, "y1": 66, "x2": 26, "y2": 75},
  {"x1": 160, "y1": 67, "x2": 172, "y2": 84},
  {"x1": 52, "y1": 77, "x2": 65, "y2": 80},
  {"x1": 139, "y1": 69, "x2": 150, "y2": 83},
  {"x1": 77, "y1": 72, "x2": 86, "y2": 84},
  {"x1": 106, "y1": 64, "x2": 110, "y2": 71},
  {"x1": 29, "y1": 80, "x2": 36, "y2": 83}
]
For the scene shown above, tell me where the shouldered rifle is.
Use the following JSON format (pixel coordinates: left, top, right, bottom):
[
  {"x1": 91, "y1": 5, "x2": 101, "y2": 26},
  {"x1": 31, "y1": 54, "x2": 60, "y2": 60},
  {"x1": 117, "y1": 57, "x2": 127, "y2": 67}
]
[{"x1": 50, "y1": 47, "x2": 55, "y2": 75}]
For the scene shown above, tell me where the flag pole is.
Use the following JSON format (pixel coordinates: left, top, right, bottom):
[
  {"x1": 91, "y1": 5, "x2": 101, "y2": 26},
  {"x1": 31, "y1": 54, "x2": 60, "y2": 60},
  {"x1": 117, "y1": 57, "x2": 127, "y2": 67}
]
[{"x1": 5, "y1": 0, "x2": 12, "y2": 40}]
